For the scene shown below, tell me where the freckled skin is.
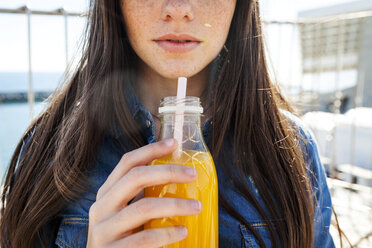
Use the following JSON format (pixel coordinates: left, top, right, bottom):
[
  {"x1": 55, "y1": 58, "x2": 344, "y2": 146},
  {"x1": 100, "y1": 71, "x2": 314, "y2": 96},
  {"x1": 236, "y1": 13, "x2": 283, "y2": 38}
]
[{"x1": 121, "y1": 0, "x2": 237, "y2": 79}]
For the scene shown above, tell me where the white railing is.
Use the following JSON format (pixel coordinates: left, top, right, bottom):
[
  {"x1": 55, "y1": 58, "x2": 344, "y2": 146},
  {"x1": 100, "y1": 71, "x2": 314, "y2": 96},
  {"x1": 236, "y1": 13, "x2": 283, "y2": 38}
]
[{"x1": 0, "y1": 6, "x2": 84, "y2": 120}]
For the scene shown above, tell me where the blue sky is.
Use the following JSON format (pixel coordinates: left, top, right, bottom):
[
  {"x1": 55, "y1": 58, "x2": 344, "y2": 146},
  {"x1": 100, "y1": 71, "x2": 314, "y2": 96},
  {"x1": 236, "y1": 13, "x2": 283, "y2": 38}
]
[{"x1": 0, "y1": 0, "x2": 362, "y2": 73}]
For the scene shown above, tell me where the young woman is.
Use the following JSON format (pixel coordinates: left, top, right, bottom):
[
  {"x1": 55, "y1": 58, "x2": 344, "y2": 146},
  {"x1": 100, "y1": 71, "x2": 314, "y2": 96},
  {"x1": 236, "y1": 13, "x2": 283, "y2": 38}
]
[{"x1": 1, "y1": 0, "x2": 338, "y2": 247}]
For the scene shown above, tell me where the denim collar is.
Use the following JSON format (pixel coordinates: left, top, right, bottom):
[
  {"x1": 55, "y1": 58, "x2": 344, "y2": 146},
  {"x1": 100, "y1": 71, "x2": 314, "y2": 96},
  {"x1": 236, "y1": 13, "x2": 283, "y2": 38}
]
[
  {"x1": 111, "y1": 82, "x2": 151, "y2": 139},
  {"x1": 124, "y1": 82, "x2": 143, "y2": 119}
]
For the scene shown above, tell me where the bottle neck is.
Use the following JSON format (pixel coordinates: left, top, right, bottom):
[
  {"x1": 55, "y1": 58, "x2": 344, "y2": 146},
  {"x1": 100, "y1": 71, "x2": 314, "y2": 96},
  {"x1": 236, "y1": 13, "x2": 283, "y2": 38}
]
[
  {"x1": 159, "y1": 113, "x2": 207, "y2": 153},
  {"x1": 160, "y1": 113, "x2": 201, "y2": 125}
]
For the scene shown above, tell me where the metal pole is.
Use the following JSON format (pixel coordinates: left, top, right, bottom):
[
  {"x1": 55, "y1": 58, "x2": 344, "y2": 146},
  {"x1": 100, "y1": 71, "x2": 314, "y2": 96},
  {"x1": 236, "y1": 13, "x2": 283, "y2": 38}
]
[
  {"x1": 350, "y1": 18, "x2": 364, "y2": 184},
  {"x1": 288, "y1": 23, "x2": 296, "y2": 95},
  {"x1": 314, "y1": 22, "x2": 322, "y2": 113},
  {"x1": 276, "y1": 23, "x2": 282, "y2": 82},
  {"x1": 310, "y1": 23, "x2": 317, "y2": 112},
  {"x1": 64, "y1": 8, "x2": 69, "y2": 68},
  {"x1": 26, "y1": 7, "x2": 34, "y2": 121},
  {"x1": 330, "y1": 19, "x2": 345, "y2": 181},
  {"x1": 333, "y1": 18, "x2": 350, "y2": 215},
  {"x1": 298, "y1": 23, "x2": 306, "y2": 114}
]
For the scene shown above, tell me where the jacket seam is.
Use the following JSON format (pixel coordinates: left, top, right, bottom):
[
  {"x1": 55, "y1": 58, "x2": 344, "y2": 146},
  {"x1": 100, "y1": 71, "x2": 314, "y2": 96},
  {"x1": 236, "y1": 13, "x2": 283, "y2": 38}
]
[
  {"x1": 64, "y1": 217, "x2": 88, "y2": 221},
  {"x1": 240, "y1": 224, "x2": 255, "y2": 248},
  {"x1": 240, "y1": 224, "x2": 270, "y2": 230},
  {"x1": 58, "y1": 238, "x2": 73, "y2": 248},
  {"x1": 64, "y1": 222, "x2": 89, "y2": 225},
  {"x1": 246, "y1": 233, "x2": 255, "y2": 248}
]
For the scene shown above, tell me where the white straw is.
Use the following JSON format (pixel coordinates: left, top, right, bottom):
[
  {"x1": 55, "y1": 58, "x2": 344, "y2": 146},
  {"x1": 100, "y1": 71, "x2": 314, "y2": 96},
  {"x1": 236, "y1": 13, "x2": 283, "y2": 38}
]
[
  {"x1": 177, "y1": 77, "x2": 187, "y2": 99},
  {"x1": 174, "y1": 77, "x2": 187, "y2": 157}
]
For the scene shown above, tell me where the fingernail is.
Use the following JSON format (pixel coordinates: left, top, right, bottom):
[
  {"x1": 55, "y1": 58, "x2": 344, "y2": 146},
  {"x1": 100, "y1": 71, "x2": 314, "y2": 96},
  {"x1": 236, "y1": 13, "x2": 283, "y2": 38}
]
[
  {"x1": 177, "y1": 226, "x2": 188, "y2": 237},
  {"x1": 163, "y1": 139, "x2": 175, "y2": 147},
  {"x1": 192, "y1": 200, "x2": 202, "y2": 211},
  {"x1": 186, "y1": 167, "x2": 197, "y2": 177}
]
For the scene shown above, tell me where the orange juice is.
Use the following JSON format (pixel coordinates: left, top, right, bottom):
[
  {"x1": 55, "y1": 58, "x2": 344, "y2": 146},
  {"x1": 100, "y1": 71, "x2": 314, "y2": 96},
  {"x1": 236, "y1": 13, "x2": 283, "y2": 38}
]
[{"x1": 144, "y1": 150, "x2": 218, "y2": 248}]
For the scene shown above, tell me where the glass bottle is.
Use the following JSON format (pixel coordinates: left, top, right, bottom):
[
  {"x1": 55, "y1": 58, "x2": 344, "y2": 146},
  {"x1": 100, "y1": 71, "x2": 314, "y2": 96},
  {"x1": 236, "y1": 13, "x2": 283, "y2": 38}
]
[{"x1": 144, "y1": 96, "x2": 218, "y2": 248}]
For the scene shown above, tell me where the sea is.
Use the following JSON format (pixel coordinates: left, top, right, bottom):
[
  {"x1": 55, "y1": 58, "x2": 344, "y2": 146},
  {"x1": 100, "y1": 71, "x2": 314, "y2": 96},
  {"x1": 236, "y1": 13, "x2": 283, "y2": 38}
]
[{"x1": 0, "y1": 72, "x2": 62, "y2": 180}]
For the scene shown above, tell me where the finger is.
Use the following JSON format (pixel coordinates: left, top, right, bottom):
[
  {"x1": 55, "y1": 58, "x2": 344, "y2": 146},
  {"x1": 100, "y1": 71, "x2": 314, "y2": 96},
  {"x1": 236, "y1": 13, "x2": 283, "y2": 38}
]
[
  {"x1": 92, "y1": 164, "x2": 197, "y2": 222},
  {"x1": 97, "y1": 197, "x2": 201, "y2": 242},
  {"x1": 106, "y1": 226, "x2": 188, "y2": 248},
  {"x1": 97, "y1": 139, "x2": 177, "y2": 200}
]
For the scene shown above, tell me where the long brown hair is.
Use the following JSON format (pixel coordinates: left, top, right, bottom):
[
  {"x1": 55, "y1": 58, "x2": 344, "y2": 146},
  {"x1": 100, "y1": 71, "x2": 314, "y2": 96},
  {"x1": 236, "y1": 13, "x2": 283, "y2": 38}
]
[{"x1": 0, "y1": 0, "x2": 343, "y2": 247}]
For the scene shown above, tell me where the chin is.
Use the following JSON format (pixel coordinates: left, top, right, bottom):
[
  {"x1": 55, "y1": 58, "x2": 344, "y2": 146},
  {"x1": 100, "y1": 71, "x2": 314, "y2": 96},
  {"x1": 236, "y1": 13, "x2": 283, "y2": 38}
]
[{"x1": 155, "y1": 61, "x2": 205, "y2": 79}]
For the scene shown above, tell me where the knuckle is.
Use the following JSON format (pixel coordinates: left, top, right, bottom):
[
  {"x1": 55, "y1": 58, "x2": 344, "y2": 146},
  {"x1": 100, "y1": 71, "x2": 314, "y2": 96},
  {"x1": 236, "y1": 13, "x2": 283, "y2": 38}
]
[
  {"x1": 89, "y1": 203, "x2": 100, "y2": 223},
  {"x1": 174, "y1": 198, "x2": 185, "y2": 210},
  {"x1": 127, "y1": 166, "x2": 145, "y2": 184},
  {"x1": 129, "y1": 166, "x2": 142, "y2": 177},
  {"x1": 164, "y1": 227, "x2": 174, "y2": 241},
  {"x1": 138, "y1": 231, "x2": 155, "y2": 247},
  {"x1": 167, "y1": 164, "x2": 177, "y2": 179},
  {"x1": 96, "y1": 187, "x2": 104, "y2": 200},
  {"x1": 121, "y1": 152, "x2": 132, "y2": 163},
  {"x1": 88, "y1": 225, "x2": 102, "y2": 243},
  {"x1": 134, "y1": 198, "x2": 152, "y2": 217},
  {"x1": 118, "y1": 239, "x2": 133, "y2": 248}
]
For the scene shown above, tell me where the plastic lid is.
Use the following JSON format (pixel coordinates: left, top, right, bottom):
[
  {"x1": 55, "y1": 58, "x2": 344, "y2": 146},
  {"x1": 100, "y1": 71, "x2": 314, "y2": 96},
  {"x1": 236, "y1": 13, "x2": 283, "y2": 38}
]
[{"x1": 158, "y1": 105, "x2": 204, "y2": 114}]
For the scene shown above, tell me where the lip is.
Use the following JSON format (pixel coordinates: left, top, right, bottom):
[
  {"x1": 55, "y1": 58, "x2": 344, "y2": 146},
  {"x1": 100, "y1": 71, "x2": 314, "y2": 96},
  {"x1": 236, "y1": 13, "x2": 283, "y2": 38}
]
[{"x1": 153, "y1": 34, "x2": 202, "y2": 53}]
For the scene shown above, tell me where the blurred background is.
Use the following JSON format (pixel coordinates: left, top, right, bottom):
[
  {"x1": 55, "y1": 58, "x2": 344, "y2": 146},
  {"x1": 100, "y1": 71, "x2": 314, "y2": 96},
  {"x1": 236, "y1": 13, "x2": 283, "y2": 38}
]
[{"x1": 0, "y1": 0, "x2": 371, "y2": 247}]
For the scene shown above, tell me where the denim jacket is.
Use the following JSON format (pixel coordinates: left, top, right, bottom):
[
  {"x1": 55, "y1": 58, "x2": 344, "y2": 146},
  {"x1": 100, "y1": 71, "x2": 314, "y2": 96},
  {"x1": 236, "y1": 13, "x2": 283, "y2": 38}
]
[{"x1": 21, "y1": 85, "x2": 334, "y2": 247}]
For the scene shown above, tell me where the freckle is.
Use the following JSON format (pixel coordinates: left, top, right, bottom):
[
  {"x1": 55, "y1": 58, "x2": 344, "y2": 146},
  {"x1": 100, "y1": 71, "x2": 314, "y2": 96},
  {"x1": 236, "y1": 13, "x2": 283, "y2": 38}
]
[{"x1": 204, "y1": 23, "x2": 212, "y2": 28}]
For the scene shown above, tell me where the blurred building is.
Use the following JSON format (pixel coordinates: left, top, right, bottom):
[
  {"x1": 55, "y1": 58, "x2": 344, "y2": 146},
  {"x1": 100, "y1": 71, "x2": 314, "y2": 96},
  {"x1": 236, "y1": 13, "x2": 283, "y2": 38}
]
[{"x1": 298, "y1": 0, "x2": 372, "y2": 112}]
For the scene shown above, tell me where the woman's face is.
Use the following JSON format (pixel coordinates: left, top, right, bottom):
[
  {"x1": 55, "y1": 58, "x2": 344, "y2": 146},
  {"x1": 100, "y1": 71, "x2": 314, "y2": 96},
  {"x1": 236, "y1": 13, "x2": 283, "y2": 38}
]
[{"x1": 121, "y1": 0, "x2": 237, "y2": 79}]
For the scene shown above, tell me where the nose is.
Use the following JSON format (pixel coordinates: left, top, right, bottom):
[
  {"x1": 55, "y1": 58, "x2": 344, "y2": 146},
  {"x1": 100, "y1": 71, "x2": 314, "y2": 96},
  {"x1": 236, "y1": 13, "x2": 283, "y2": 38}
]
[{"x1": 161, "y1": 0, "x2": 195, "y2": 22}]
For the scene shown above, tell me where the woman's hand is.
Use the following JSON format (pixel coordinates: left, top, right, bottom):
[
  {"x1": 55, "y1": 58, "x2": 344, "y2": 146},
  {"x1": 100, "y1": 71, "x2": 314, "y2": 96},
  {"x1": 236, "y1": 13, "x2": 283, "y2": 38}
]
[{"x1": 87, "y1": 139, "x2": 201, "y2": 248}]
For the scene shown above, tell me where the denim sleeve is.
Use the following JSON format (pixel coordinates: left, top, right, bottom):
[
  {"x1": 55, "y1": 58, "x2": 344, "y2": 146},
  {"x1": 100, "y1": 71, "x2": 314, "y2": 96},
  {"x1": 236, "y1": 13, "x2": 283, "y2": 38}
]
[{"x1": 300, "y1": 125, "x2": 335, "y2": 248}]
